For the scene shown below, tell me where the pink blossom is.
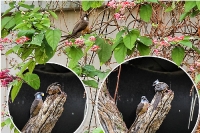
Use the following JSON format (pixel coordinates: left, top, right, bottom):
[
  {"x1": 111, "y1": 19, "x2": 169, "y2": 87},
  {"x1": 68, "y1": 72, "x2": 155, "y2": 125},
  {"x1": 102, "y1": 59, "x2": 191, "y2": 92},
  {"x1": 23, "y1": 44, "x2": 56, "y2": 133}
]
[
  {"x1": 3, "y1": 37, "x2": 11, "y2": 43},
  {"x1": 153, "y1": 39, "x2": 159, "y2": 44},
  {"x1": 89, "y1": 36, "x2": 96, "y2": 42},
  {"x1": 91, "y1": 45, "x2": 100, "y2": 52},
  {"x1": 195, "y1": 61, "x2": 200, "y2": 67},
  {"x1": 107, "y1": 0, "x2": 116, "y2": 8},
  {"x1": 114, "y1": 13, "x2": 121, "y2": 20},
  {"x1": 15, "y1": 36, "x2": 30, "y2": 44},
  {"x1": 160, "y1": 41, "x2": 170, "y2": 47},
  {"x1": 167, "y1": 36, "x2": 174, "y2": 42},
  {"x1": 177, "y1": 35, "x2": 184, "y2": 40},
  {"x1": 0, "y1": 44, "x2": 4, "y2": 51},
  {"x1": 75, "y1": 38, "x2": 84, "y2": 47},
  {"x1": 65, "y1": 40, "x2": 73, "y2": 46},
  {"x1": 153, "y1": 49, "x2": 160, "y2": 55},
  {"x1": 189, "y1": 66, "x2": 195, "y2": 72}
]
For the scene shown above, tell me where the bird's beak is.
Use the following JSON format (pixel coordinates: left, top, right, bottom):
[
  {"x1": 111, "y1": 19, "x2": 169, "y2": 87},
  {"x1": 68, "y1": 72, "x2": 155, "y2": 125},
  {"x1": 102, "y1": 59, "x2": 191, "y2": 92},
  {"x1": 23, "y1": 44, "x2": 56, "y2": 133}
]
[{"x1": 41, "y1": 93, "x2": 44, "y2": 96}]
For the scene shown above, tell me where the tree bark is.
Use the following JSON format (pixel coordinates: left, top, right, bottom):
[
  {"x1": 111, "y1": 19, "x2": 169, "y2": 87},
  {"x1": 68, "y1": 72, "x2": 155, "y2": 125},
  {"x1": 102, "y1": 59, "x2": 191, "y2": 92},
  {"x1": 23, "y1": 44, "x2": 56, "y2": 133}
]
[
  {"x1": 98, "y1": 82, "x2": 174, "y2": 133},
  {"x1": 128, "y1": 91, "x2": 174, "y2": 133},
  {"x1": 98, "y1": 82, "x2": 128, "y2": 133},
  {"x1": 21, "y1": 93, "x2": 67, "y2": 133}
]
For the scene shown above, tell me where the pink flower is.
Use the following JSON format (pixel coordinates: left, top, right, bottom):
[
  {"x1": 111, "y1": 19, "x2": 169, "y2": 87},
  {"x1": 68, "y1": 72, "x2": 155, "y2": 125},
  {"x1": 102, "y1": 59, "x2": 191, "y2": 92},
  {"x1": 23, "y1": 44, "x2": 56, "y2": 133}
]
[
  {"x1": 114, "y1": 13, "x2": 121, "y2": 20},
  {"x1": 65, "y1": 40, "x2": 73, "y2": 46},
  {"x1": 153, "y1": 39, "x2": 159, "y2": 44},
  {"x1": 89, "y1": 36, "x2": 96, "y2": 42},
  {"x1": 195, "y1": 61, "x2": 200, "y2": 67},
  {"x1": 153, "y1": 49, "x2": 160, "y2": 55},
  {"x1": 167, "y1": 36, "x2": 174, "y2": 42},
  {"x1": 160, "y1": 41, "x2": 170, "y2": 47},
  {"x1": 189, "y1": 66, "x2": 195, "y2": 72},
  {"x1": 107, "y1": 0, "x2": 116, "y2": 8},
  {"x1": 91, "y1": 45, "x2": 100, "y2": 52},
  {"x1": 177, "y1": 35, "x2": 184, "y2": 40},
  {"x1": 74, "y1": 38, "x2": 84, "y2": 47},
  {"x1": 3, "y1": 37, "x2": 11, "y2": 43},
  {"x1": 0, "y1": 44, "x2": 4, "y2": 51},
  {"x1": 15, "y1": 36, "x2": 30, "y2": 44}
]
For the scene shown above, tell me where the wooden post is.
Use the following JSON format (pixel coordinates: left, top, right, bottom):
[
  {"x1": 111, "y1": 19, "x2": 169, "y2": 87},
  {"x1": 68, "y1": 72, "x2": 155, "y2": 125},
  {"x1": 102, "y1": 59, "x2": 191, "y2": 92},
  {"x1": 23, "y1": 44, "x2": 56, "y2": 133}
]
[{"x1": 21, "y1": 93, "x2": 67, "y2": 133}]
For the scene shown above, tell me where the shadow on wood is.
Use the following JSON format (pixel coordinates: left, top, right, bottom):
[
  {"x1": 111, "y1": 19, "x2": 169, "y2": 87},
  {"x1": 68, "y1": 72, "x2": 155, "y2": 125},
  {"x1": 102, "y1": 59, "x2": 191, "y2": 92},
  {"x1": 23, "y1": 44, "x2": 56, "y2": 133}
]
[{"x1": 21, "y1": 93, "x2": 67, "y2": 133}]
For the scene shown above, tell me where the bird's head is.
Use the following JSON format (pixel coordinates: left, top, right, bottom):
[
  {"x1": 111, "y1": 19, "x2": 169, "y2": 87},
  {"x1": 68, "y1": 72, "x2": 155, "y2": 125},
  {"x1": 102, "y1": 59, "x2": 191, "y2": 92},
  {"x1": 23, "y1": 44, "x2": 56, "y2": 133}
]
[
  {"x1": 81, "y1": 13, "x2": 89, "y2": 21},
  {"x1": 141, "y1": 96, "x2": 148, "y2": 103},
  {"x1": 34, "y1": 92, "x2": 44, "y2": 99},
  {"x1": 152, "y1": 79, "x2": 159, "y2": 86}
]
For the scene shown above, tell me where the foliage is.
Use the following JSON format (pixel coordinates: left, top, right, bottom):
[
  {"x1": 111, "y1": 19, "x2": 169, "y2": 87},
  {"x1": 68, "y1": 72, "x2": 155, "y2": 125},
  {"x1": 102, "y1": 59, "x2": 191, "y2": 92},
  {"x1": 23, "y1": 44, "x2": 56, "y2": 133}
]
[
  {"x1": 1, "y1": 118, "x2": 20, "y2": 133},
  {"x1": 1, "y1": 1, "x2": 200, "y2": 132}
]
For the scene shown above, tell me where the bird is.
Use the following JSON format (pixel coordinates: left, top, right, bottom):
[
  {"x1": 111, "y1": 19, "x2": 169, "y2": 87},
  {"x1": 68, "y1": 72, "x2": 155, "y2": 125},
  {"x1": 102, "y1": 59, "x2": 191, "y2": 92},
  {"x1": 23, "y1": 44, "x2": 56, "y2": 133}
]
[
  {"x1": 61, "y1": 13, "x2": 89, "y2": 42},
  {"x1": 136, "y1": 96, "x2": 149, "y2": 116},
  {"x1": 152, "y1": 79, "x2": 170, "y2": 112},
  {"x1": 46, "y1": 82, "x2": 62, "y2": 95},
  {"x1": 30, "y1": 92, "x2": 44, "y2": 118}
]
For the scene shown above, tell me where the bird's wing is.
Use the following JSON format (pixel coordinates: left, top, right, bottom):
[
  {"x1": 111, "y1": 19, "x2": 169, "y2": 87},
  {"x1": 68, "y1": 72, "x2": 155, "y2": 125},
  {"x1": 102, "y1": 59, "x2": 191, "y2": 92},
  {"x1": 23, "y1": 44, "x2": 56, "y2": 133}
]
[
  {"x1": 30, "y1": 99, "x2": 42, "y2": 117},
  {"x1": 136, "y1": 102, "x2": 144, "y2": 115},
  {"x1": 72, "y1": 20, "x2": 88, "y2": 35}
]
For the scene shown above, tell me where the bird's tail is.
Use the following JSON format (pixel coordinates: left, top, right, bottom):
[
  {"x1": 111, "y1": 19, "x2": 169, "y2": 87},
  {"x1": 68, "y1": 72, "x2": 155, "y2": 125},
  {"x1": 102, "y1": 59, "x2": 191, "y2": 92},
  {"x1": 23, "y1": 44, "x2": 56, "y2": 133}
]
[{"x1": 60, "y1": 34, "x2": 74, "y2": 43}]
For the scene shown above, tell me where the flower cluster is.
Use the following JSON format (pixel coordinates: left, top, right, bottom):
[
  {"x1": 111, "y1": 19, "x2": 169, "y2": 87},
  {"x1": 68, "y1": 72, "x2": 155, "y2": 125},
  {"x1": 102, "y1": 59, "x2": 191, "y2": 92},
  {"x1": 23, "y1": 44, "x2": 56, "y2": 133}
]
[
  {"x1": 0, "y1": 37, "x2": 12, "y2": 43},
  {"x1": 0, "y1": 69, "x2": 14, "y2": 87},
  {"x1": 65, "y1": 40, "x2": 73, "y2": 47},
  {"x1": 91, "y1": 45, "x2": 100, "y2": 52},
  {"x1": 15, "y1": 36, "x2": 30, "y2": 44},
  {"x1": 74, "y1": 38, "x2": 85, "y2": 47},
  {"x1": 153, "y1": 35, "x2": 185, "y2": 55},
  {"x1": 89, "y1": 36, "x2": 96, "y2": 42},
  {"x1": 107, "y1": 0, "x2": 136, "y2": 20},
  {"x1": 189, "y1": 61, "x2": 200, "y2": 72}
]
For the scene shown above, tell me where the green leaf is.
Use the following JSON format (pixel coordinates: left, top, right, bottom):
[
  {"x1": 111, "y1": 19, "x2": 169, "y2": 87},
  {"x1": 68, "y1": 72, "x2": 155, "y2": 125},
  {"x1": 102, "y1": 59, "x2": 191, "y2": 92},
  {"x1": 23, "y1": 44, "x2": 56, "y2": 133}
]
[
  {"x1": 71, "y1": 65, "x2": 82, "y2": 76},
  {"x1": 11, "y1": 80, "x2": 23, "y2": 102},
  {"x1": 146, "y1": 0, "x2": 158, "y2": 3},
  {"x1": 14, "y1": 128, "x2": 20, "y2": 133},
  {"x1": 197, "y1": 1, "x2": 200, "y2": 10},
  {"x1": 14, "y1": 12, "x2": 23, "y2": 25},
  {"x1": 2, "y1": 1, "x2": 15, "y2": 16},
  {"x1": 114, "y1": 43, "x2": 127, "y2": 63},
  {"x1": 112, "y1": 30, "x2": 125, "y2": 50},
  {"x1": 35, "y1": 39, "x2": 55, "y2": 64},
  {"x1": 92, "y1": 127, "x2": 104, "y2": 133},
  {"x1": 139, "y1": 4, "x2": 152, "y2": 22},
  {"x1": 1, "y1": 29, "x2": 9, "y2": 38},
  {"x1": 41, "y1": 18, "x2": 50, "y2": 28},
  {"x1": 20, "y1": 48, "x2": 34, "y2": 60},
  {"x1": 96, "y1": 37, "x2": 112, "y2": 64},
  {"x1": 171, "y1": 46, "x2": 185, "y2": 66},
  {"x1": 180, "y1": 12, "x2": 190, "y2": 22},
  {"x1": 123, "y1": 29, "x2": 140, "y2": 50},
  {"x1": 83, "y1": 80, "x2": 98, "y2": 88},
  {"x1": 67, "y1": 47, "x2": 83, "y2": 68},
  {"x1": 17, "y1": 30, "x2": 35, "y2": 38},
  {"x1": 195, "y1": 74, "x2": 200, "y2": 84},
  {"x1": 82, "y1": 1, "x2": 91, "y2": 11},
  {"x1": 4, "y1": 118, "x2": 11, "y2": 125},
  {"x1": 28, "y1": 61, "x2": 36, "y2": 73},
  {"x1": 165, "y1": 7, "x2": 174, "y2": 12},
  {"x1": 23, "y1": 73, "x2": 40, "y2": 90},
  {"x1": 137, "y1": 42, "x2": 150, "y2": 55},
  {"x1": 13, "y1": 23, "x2": 27, "y2": 30},
  {"x1": 1, "y1": 122, "x2": 6, "y2": 127},
  {"x1": 184, "y1": 1, "x2": 196, "y2": 13},
  {"x1": 138, "y1": 36, "x2": 152, "y2": 46},
  {"x1": 45, "y1": 29, "x2": 61, "y2": 50},
  {"x1": 30, "y1": 33, "x2": 44, "y2": 46},
  {"x1": 96, "y1": 69, "x2": 110, "y2": 79},
  {"x1": 48, "y1": 10, "x2": 58, "y2": 19},
  {"x1": 1, "y1": 16, "x2": 15, "y2": 30},
  {"x1": 18, "y1": 2, "x2": 34, "y2": 9},
  {"x1": 179, "y1": 40, "x2": 192, "y2": 48},
  {"x1": 10, "y1": 123, "x2": 14, "y2": 130}
]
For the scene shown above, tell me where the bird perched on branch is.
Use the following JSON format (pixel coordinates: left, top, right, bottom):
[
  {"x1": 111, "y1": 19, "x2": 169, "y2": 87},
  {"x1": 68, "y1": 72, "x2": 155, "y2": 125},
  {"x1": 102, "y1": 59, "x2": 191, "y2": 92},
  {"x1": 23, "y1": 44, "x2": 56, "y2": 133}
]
[
  {"x1": 61, "y1": 13, "x2": 89, "y2": 42},
  {"x1": 152, "y1": 79, "x2": 170, "y2": 112},
  {"x1": 46, "y1": 82, "x2": 62, "y2": 95},
  {"x1": 136, "y1": 96, "x2": 149, "y2": 116},
  {"x1": 30, "y1": 92, "x2": 44, "y2": 118}
]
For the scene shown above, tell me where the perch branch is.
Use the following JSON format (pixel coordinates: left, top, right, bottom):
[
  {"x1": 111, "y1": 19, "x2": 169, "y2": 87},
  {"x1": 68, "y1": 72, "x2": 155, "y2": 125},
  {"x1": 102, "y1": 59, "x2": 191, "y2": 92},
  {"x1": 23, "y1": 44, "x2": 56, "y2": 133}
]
[
  {"x1": 21, "y1": 93, "x2": 67, "y2": 133},
  {"x1": 128, "y1": 91, "x2": 174, "y2": 133}
]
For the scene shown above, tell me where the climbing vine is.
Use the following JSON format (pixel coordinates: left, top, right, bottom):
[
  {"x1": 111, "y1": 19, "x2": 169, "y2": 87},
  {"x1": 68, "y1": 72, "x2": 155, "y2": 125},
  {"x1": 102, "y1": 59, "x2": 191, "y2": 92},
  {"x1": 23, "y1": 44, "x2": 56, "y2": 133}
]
[{"x1": 1, "y1": 0, "x2": 200, "y2": 133}]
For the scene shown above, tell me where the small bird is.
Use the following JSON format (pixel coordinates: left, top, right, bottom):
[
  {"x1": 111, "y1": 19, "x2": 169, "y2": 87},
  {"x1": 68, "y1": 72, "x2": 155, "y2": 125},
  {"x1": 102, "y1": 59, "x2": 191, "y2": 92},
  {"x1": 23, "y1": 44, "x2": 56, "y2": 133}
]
[
  {"x1": 46, "y1": 82, "x2": 62, "y2": 95},
  {"x1": 136, "y1": 96, "x2": 149, "y2": 116},
  {"x1": 152, "y1": 79, "x2": 170, "y2": 112},
  {"x1": 30, "y1": 92, "x2": 44, "y2": 118},
  {"x1": 61, "y1": 13, "x2": 89, "y2": 42}
]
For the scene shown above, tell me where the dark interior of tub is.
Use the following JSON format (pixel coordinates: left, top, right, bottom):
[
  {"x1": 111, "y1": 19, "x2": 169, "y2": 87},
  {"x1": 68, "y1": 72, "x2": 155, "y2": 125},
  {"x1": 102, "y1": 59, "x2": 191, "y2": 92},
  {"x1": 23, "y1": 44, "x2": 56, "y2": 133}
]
[
  {"x1": 8, "y1": 63, "x2": 86, "y2": 133},
  {"x1": 106, "y1": 57, "x2": 199, "y2": 133}
]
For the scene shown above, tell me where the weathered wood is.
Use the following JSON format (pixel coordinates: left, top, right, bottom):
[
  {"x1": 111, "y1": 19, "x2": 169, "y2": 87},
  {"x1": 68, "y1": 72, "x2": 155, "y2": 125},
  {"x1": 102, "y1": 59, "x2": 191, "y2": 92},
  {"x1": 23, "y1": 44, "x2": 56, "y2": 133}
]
[
  {"x1": 128, "y1": 91, "x2": 174, "y2": 133},
  {"x1": 21, "y1": 93, "x2": 67, "y2": 133},
  {"x1": 98, "y1": 82, "x2": 128, "y2": 133}
]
